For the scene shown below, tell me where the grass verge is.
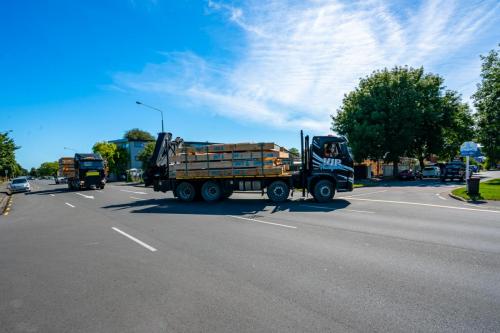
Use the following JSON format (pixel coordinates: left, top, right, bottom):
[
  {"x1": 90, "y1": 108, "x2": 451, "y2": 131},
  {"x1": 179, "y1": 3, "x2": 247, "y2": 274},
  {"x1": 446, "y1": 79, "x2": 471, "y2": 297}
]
[{"x1": 451, "y1": 178, "x2": 500, "y2": 201}]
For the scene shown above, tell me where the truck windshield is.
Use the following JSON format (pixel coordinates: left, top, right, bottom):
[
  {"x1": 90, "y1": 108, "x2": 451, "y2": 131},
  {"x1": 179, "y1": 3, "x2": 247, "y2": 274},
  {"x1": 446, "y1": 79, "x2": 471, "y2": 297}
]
[{"x1": 80, "y1": 161, "x2": 103, "y2": 169}]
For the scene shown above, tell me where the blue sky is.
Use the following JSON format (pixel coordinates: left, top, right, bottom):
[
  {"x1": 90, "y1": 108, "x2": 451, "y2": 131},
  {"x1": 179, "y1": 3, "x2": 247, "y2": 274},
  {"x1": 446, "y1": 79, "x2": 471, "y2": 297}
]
[{"x1": 1, "y1": 0, "x2": 499, "y2": 169}]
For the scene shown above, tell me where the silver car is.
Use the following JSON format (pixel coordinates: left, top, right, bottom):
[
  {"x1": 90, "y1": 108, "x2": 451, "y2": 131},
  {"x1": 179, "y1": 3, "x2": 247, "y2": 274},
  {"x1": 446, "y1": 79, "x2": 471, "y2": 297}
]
[{"x1": 9, "y1": 177, "x2": 31, "y2": 193}]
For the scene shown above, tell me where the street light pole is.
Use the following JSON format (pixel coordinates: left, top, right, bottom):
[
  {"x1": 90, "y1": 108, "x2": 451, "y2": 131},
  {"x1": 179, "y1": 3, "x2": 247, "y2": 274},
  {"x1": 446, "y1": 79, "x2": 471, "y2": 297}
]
[
  {"x1": 135, "y1": 101, "x2": 164, "y2": 132},
  {"x1": 64, "y1": 147, "x2": 77, "y2": 152}
]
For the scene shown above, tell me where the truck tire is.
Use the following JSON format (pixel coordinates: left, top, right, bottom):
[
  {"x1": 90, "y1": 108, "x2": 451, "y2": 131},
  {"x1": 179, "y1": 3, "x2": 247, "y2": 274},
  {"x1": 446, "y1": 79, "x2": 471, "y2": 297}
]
[
  {"x1": 176, "y1": 182, "x2": 196, "y2": 202},
  {"x1": 201, "y1": 181, "x2": 222, "y2": 202},
  {"x1": 313, "y1": 179, "x2": 335, "y2": 203},
  {"x1": 222, "y1": 189, "x2": 233, "y2": 199},
  {"x1": 267, "y1": 181, "x2": 289, "y2": 203}
]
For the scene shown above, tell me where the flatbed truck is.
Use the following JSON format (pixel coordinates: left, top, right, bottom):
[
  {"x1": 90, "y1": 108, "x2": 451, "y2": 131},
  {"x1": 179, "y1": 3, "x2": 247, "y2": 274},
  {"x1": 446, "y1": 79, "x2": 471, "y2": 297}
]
[
  {"x1": 59, "y1": 153, "x2": 107, "y2": 190},
  {"x1": 144, "y1": 131, "x2": 354, "y2": 203}
]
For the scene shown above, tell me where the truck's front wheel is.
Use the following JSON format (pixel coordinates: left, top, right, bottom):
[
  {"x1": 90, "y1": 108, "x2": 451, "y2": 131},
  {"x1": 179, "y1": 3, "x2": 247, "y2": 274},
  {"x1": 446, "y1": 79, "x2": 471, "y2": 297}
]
[
  {"x1": 267, "y1": 181, "x2": 289, "y2": 203},
  {"x1": 201, "y1": 181, "x2": 222, "y2": 202},
  {"x1": 313, "y1": 180, "x2": 335, "y2": 203},
  {"x1": 176, "y1": 182, "x2": 196, "y2": 202}
]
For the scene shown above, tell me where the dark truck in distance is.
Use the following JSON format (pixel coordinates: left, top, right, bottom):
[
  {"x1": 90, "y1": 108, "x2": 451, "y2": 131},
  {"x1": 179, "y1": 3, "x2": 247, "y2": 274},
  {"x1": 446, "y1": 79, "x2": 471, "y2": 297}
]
[
  {"x1": 440, "y1": 161, "x2": 465, "y2": 182},
  {"x1": 59, "y1": 153, "x2": 107, "y2": 190},
  {"x1": 144, "y1": 131, "x2": 354, "y2": 203}
]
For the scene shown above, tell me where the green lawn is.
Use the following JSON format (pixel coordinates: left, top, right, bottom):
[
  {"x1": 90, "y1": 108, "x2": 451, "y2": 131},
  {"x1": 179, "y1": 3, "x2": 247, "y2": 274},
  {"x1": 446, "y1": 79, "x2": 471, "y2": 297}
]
[{"x1": 451, "y1": 178, "x2": 500, "y2": 201}]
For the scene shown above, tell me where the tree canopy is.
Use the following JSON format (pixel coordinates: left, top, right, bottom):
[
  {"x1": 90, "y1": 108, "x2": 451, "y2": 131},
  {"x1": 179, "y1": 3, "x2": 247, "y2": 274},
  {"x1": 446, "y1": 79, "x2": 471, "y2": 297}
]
[
  {"x1": 38, "y1": 161, "x2": 59, "y2": 177},
  {"x1": 332, "y1": 66, "x2": 474, "y2": 174},
  {"x1": 124, "y1": 128, "x2": 155, "y2": 141},
  {"x1": 0, "y1": 131, "x2": 23, "y2": 178},
  {"x1": 473, "y1": 45, "x2": 500, "y2": 169},
  {"x1": 92, "y1": 141, "x2": 129, "y2": 175}
]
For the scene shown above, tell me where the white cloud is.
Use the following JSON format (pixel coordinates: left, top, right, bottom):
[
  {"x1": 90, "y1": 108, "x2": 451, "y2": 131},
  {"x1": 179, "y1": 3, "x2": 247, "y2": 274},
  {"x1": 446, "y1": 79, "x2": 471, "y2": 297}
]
[{"x1": 115, "y1": 0, "x2": 499, "y2": 132}]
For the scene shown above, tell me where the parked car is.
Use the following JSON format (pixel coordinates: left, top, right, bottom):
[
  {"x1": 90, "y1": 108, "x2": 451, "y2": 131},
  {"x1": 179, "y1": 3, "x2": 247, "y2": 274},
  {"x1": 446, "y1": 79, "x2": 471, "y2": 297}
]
[
  {"x1": 398, "y1": 169, "x2": 422, "y2": 180},
  {"x1": 56, "y1": 177, "x2": 67, "y2": 184},
  {"x1": 422, "y1": 166, "x2": 441, "y2": 178},
  {"x1": 9, "y1": 177, "x2": 31, "y2": 193},
  {"x1": 440, "y1": 162, "x2": 465, "y2": 182}
]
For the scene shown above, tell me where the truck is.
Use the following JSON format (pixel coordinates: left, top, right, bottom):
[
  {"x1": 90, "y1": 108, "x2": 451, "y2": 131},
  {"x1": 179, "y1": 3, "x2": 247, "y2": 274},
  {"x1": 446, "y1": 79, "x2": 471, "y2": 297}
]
[
  {"x1": 144, "y1": 131, "x2": 354, "y2": 203},
  {"x1": 59, "y1": 153, "x2": 107, "y2": 190}
]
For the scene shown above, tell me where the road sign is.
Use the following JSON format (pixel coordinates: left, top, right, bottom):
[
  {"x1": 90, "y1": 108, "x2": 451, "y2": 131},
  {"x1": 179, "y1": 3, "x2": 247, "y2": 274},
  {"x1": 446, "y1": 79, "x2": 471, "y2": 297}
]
[{"x1": 460, "y1": 141, "x2": 478, "y2": 157}]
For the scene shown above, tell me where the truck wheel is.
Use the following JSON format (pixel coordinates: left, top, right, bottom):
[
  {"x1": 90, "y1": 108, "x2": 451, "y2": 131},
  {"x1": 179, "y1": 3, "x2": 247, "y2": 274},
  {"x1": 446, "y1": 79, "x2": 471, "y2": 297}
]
[
  {"x1": 201, "y1": 181, "x2": 222, "y2": 202},
  {"x1": 222, "y1": 189, "x2": 233, "y2": 199},
  {"x1": 313, "y1": 180, "x2": 335, "y2": 203},
  {"x1": 176, "y1": 182, "x2": 196, "y2": 202},
  {"x1": 267, "y1": 181, "x2": 289, "y2": 203}
]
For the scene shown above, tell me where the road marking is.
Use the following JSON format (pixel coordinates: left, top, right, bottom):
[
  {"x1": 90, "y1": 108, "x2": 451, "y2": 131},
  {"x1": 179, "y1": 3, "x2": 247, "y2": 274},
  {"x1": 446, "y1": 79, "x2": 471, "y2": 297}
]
[
  {"x1": 65, "y1": 202, "x2": 75, "y2": 208},
  {"x1": 435, "y1": 193, "x2": 447, "y2": 201},
  {"x1": 228, "y1": 215, "x2": 297, "y2": 229},
  {"x1": 50, "y1": 194, "x2": 55, "y2": 197},
  {"x1": 343, "y1": 190, "x2": 387, "y2": 198},
  {"x1": 348, "y1": 197, "x2": 500, "y2": 213},
  {"x1": 112, "y1": 227, "x2": 157, "y2": 252},
  {"x1": 130, "y1": 196, "x2": 146, "y2": 200},
  {"x1": 120, "y1": 190, "x2": 147, "y2": 195},
  {"x1": 76, "y1": 192, "x2": 94, "y2": 199},
  {"x1": 301, "y1": 204, "x2": 375, "y2": 214}
]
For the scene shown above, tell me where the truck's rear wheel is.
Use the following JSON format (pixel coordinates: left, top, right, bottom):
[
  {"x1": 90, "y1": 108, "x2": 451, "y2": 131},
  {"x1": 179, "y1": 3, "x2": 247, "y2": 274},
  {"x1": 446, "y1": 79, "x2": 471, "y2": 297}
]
[
  {"x1": 313, "y1": 180, "x2": 335, "y2": 203},
  {"x1": 176, "y1": 182, "x2": 196, "y2": 202},
  {"x1": 267, "y1": 181, "x2": 289, "y2": 203},
  {"x1": 201, "y1": 181, "x2": 222, "y2": 202}
]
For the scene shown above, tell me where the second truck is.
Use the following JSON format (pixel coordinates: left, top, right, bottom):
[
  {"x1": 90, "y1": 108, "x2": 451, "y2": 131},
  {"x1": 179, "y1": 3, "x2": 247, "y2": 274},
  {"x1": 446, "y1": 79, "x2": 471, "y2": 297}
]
[
  {"x1": 59, "y1": 153, "x2": 107, "y2": 190},
  {"x1": 144, "y1": 131, "x2": 354, "y2": 203}
]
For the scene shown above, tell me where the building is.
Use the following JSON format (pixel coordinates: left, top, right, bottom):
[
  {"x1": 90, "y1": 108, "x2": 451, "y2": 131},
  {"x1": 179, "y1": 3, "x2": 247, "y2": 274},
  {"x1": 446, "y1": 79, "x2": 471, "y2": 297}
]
[{"x1": 109, "y1": 138, "x2": 154, "y2": 170}]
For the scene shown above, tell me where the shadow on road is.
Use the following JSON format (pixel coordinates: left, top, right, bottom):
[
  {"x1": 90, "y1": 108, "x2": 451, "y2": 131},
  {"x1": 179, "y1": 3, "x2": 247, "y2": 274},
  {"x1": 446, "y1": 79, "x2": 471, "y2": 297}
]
[
  {"x1": 359, "y1": 179, "x2": 465, "y2": 188},
  {"x1": 101, "y1": 197, "x2": 351, "y2": 215},
  {"x1": 26, "y1": 188, "x2": 71, "y2": 196}
]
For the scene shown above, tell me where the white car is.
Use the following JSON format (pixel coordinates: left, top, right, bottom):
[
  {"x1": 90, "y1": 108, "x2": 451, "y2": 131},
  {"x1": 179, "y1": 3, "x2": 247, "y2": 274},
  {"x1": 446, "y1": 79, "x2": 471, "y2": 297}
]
[
  {"x1": 9, "y1": 177, "x2": 31, "y2": 193},
  {"x1": 422, "y1": 166, "x2": 441, "y2": 178}
]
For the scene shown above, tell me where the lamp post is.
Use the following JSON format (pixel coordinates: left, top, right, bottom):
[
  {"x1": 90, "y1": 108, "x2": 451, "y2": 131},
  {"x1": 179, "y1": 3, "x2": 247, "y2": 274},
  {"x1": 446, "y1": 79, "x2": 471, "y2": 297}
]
[
  {"x1": 64, "y1": 147, "x2": 77, "y2": 153},
  {"x1": 135, "y1": 101, "x2": 164, "y2": 132}
]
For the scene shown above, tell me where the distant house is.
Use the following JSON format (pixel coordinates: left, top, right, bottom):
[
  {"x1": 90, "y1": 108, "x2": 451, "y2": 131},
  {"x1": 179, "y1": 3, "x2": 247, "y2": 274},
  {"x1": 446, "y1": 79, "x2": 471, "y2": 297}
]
[{"x1": 109, "y1": 138, "x2": 154, "y2": 170}]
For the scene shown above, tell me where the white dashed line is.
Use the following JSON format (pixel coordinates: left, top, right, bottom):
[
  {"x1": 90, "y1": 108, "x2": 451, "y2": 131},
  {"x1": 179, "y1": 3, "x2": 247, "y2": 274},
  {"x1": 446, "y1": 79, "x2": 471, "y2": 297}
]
[
  {"x1": 120, "y1": 190, "x2": 147, "y2": 195},
  {"x1": 435, "y1": 193, "x2": 447, "y2": 201},
  {"x1": 76, "y1": 193, "x2": 94, "y2": 199},
  {"x1": 130, "y1": 196, "x2": 146, "y2": 200},
  {"x1": 49, "y1": 194, "x2": 55, "y2": 197},
  {"x1": 228, "y1": 215, "x2": 297, "y2": 229},
  {"x1": 65, "y1": 202, "x2": 75, "y2": 208},
  {"x1": 112, "y1": 227, "x2": 157, "y2": 252}
]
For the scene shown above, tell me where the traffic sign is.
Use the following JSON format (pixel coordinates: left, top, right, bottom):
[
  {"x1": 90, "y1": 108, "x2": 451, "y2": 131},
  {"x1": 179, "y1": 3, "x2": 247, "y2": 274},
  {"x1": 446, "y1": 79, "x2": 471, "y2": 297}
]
[{"x1": 460, "y1": 141, "x2": 478, "y2": 157}]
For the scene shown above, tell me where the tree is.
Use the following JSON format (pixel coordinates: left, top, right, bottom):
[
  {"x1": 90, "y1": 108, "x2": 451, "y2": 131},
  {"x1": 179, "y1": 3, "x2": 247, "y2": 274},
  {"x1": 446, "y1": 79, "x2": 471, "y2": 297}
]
[
  {"x1": 38, "y1": 161, "x2": 59, "y2": 177},
  {"x1": 288, "y1": 147, "x2": 300, "y2": 157},
  {"x1": 124, "y1": 128, "x2": 155, "y2": 141},
  {"x1": 92, "y1": 141, "x2": 129, "y2": 176},
  {"x1": 93, "y1": 141, "x2": 118, "y2": 174},
  {"x1": 29, "y1": 167, "x2": 38, "y2": 177},
  {"x1": 137, "y1": 142, "x2": 156, "y2": 171},
  {"x1": 473, "y1": 45, "x2": 500, "y2": 169},
  {"x1": 440, "y1": 91, "x2": 474, "y2": 161},
  {"x1": 0, "y1": 131, "x2": 21, "y2": 178},
  {"x1": 333, "y1": 67, "x2": 433, "y2": 175}
]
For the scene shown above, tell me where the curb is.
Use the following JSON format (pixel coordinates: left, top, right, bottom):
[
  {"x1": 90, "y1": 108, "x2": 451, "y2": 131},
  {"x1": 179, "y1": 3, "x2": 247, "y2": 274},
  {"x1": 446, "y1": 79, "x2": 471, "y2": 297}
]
[
  {"x1": 0, "y1": 193, "x2": 12, "y2": 216},
  {"x1": 448, "y1": 193, "x2": 468, "y2": 202}
]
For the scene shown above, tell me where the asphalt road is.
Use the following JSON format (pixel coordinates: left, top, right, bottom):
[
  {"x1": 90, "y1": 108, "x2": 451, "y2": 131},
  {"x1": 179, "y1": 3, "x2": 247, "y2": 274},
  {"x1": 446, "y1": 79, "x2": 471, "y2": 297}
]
[{"x1": 1, "y1": 172, "x2": 499, "y2": 332}]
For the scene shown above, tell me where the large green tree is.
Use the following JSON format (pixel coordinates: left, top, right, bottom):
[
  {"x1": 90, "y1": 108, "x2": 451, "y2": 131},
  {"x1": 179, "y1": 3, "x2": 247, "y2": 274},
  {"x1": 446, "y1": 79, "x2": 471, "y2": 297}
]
[
  {"x1": 38, "y1": 161, "x2": 59, "y2": 177},
  {"x1": 332, "y1": 66, "x2": 474, "y2": 174},
  {"x1": 473, "y1": 45, "x2": 500, "y2": 169},
  {"x1": 124, "y1": 128, "x2": 155, "y2": 141}
]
